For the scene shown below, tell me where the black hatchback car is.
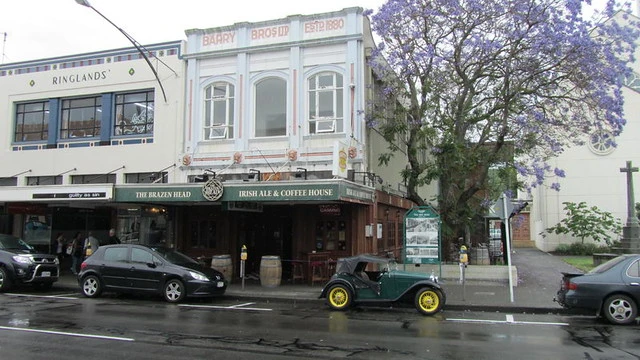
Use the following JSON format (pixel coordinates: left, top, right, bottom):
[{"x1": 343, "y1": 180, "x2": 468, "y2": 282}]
[
  {"x1": 556, "y1": 254, "x2": 640, "y2": 325},
  {"x1": 78, "y1": 244, "x2": 227, "y2": 303}
]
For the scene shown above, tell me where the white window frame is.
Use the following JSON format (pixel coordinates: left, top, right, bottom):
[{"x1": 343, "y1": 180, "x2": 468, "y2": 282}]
[
  {"x1": 308, "y1": 72, "x2": 343, "y2": 135},
  {"x1": 203, "y1": 82, "x2": 234, "y2": 140}
]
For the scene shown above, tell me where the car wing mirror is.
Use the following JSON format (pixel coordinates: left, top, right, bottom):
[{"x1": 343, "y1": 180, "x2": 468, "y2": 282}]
[{"x1": 146, "y1": 262, "x2": 157, "y2": 268}]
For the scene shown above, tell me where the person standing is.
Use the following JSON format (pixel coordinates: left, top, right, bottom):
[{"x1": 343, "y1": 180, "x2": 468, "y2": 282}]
[
  {"x1": 83, "y1": 232, "x2": 100, "y2": 259},
  {"x1": 107, "y1": 228, "x2": 121, "y2": 244},
  {"x1": 70, "y1": 232, "x2": 83, "y2": 275},
  {"x1": 55, "y1": 232, "x2": 66, "y2": 261}
]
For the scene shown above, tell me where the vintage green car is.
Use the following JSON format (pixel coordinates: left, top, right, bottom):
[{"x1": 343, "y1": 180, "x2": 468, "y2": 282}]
[{"x1": 319, "y1": 254, "x2": 445, "y2": 315}]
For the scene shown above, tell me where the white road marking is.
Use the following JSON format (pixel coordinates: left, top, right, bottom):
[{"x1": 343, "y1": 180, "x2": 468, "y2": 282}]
[
  {"x1": 474, "y1": 292, "x2": 496, "y2": 296},
  {"x1": 447, "y1": 315, "x2": 568, "y2": 327},
  {"x1": 0, "y1": 325, "x2": 135, "y2": 341},
  {"x1": 179, "y1": 303, "x2": 272, "y2": 311},
  {"x1": 228, "y1": 302, "x2": 256, "y2": 308},
  {"x1": 5, "y1": 293, "x2": 78, "y2": 300}
]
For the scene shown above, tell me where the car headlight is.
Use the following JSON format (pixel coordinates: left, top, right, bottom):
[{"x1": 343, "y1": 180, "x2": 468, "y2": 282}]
[
  {"x1": 12, "y1": 255, "x2": 34, "y2": 264},
  {"x1": 54, "y1": 257, "x2": 60, "y2": 265},
  {"x1": 189, "y1": 271, "x2": 209, "y2": 281}
]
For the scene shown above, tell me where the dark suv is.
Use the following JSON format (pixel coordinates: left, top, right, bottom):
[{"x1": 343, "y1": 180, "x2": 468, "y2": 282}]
[{"x1": 0, "y1": 234, "x2": 60, "y2": 291}]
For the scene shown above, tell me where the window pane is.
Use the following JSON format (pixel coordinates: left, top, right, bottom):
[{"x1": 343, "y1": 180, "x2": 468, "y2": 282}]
[
  {"x1": 15, "y1": 100, "x2": 49, "y2": 142},
  {"x1": 318, "y1": 91, "x2": 333, "y2": 117},
  {"x1": 628, "y1": 260, "x2": 640, "y2": 277},
  {"x1": 131, "y1": 248, "x2": 153, "y2": 263},
  {"x1": 213, "y1": 99, "x2": 226, "y2": 124},
  {"x1": 114, "y1": 90, "x2": 154, "y2": 136},
  {"x1": 255, "y1": 78, "x2": 286, "y2": 137},
  {"x1": 203, "y1": 83, "x2": 234, "y2": 139},
  {"x1": 309, "y1": 93, "x2": 316, "y2": 119},
  {"x1": 60, "y1": 96, "x2": 101, "y2": 138},
  {"x1": 319, "y1": 73, "x2": 333, "y2": 88}
]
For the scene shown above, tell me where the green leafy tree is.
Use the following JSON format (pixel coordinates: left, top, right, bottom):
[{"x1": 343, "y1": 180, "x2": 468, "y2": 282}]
[{"x1": 544, "y1": 202, "x2": 622, "y2": 245}]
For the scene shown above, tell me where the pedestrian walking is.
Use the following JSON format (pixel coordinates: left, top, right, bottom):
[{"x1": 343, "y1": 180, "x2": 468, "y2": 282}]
[{"x1": 83, "y1": 232, "x2": 100, "y2": 259}]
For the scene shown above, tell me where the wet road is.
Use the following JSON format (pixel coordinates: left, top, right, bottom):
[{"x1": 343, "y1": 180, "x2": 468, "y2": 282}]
[{"x1": 0, "y1": 289, "x2": 638, "y2": 359}]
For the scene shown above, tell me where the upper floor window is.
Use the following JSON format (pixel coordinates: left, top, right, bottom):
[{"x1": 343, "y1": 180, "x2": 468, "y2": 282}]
[
  {"x1": 15, "y1": 101, "x2": 49, "y2": 142},
  {"x1": 26, "y1": 176, "x2": 62, "y2": 186},
  {"x1": 203, "y1": 82, "x2": 234, "y2": 139},
  {"x1": 255, "y1": 78, "x2": 286, "y2": 137},
  {"x1": 308, "y1": 72, "x2": 343, "y2": 134},
  {"x1": 71, "y1": 174, "x2": 116, "y2": 184},
  {"x1": 60, "y1": 96, "x2": 102, "y2": 139},
  {"x1": 115, "y1": 90, "x2": 154, "y2": 135}
]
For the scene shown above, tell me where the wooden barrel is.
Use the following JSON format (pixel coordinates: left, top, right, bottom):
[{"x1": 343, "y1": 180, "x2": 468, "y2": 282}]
[
  {"x1": 260, "y1": 255, "x2": 282, "y2": 288},
  {"x1": 470, "y1": 247, "x2": 490, "y2": 265},
  {"x1": 211, "y1": 255, "x2": 233, "y2": 280}
]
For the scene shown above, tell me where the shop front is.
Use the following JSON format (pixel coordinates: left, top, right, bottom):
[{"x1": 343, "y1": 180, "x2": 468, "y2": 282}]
[
  {"x1": 0, "y1": 185, "x2": 115, "y2": 253},
  {"x1": 114, "y1": 179, "x2": 375, "y2": 282}
]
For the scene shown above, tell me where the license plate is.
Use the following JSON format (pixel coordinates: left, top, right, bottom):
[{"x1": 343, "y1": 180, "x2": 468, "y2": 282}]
[{"x1": 41, "y1": 271, "x2": 51, "y2": 277}]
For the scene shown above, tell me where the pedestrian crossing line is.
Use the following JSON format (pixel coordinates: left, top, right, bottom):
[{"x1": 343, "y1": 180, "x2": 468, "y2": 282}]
[
  {"x1": 447, "y1": 315, "x2": 568, "y2": 327},
  {"x1": 178, "y1": 303, "x2": 272, "y2": 311}
]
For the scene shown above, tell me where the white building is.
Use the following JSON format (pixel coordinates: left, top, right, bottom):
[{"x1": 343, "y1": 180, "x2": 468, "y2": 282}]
[
  {"x1": 532, "y1": 13, "x2": 640, "y2": 251},
  {"x1": 0, "y1": 41, "x2": 185, "y2": 250}
]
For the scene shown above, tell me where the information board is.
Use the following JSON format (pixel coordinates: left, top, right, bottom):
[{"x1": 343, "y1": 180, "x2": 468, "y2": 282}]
[{"x1": 404, "y1": 206, "x2": 441, "y2": 265}]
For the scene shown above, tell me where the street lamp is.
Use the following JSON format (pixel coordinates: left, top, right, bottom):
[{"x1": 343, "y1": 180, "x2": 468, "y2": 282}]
[{"x1": 74, "y1": 0, "x2": 172, "y2": 102}]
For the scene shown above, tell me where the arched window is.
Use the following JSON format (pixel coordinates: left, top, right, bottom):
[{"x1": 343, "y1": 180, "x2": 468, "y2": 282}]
[
  {"x1": 255, "y1": 78, "x2": 287, "y2": 137},
  {"x1": 308, "y1": 72, "x2": 343, "y2": 134},
  {"x1": 203, "y1": 82, "x2": 234, "y2": 139}
]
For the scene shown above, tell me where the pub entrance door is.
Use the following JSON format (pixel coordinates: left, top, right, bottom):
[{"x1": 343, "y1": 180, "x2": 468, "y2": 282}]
[{"x1": 237, "y1": 206, "x2": 292, "y2": 278}]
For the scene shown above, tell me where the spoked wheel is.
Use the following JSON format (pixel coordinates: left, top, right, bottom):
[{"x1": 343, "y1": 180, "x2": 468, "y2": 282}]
[
  {"x1": 81, "y1": 275, "x2": 102, "y2": 298},
  {"x1": 415, "y1": 287, "x2": 444, "y2": 315},
  {"x1": 164, "y1": 279, "x2": 186, "y2": 303},
  {"x1": 0, "y1": 267, "x2": 12, "y2": 292},
  {"x1": 327, "y1": 284, "x2": 352, "y2": 311},
  {"x1": 603, "y1": 294, "x2": 637, "y2": 325}
]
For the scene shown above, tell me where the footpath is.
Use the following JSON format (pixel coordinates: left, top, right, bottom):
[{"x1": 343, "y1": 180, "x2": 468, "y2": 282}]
[{"x1": 54, "y1": 248, "x2": 582, "y2": 313}]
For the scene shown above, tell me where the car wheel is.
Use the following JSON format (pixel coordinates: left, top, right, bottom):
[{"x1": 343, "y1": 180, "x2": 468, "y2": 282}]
[
  {"x1": 603, "y1": 294, "x2": 637, "y2": 325},
  {"x1": 327, "y1": 284, "x2": 352, "y2": 310},
  {"x1": 0, "y1": 267, "x2": 12, "y2": 292},
  {"x1": 415, "y1": 287, "x2": 443, "y2": 315},
  {"x1": 164, "y1": 279, "x2": 185, "y2": 303},
  {"x1": 81, "y1": 275, "x2": 102, "y2": 298}
]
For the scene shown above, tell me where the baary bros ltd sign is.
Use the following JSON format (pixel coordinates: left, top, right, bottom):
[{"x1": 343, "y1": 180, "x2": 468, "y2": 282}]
[{"x1": 114, "y1": 181, "x2": 374, "y2": 204}]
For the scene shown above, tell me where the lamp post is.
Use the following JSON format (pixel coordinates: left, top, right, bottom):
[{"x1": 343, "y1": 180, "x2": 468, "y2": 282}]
[{"x1": 74, "y1": 0, "x2": 169, "y2": 102}]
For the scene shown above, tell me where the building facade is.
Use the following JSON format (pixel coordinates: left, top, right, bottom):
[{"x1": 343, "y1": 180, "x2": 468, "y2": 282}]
[
  {"x1": 0, "y1": 41, "x2": 185, "y2": 253},
  {"x1": 0, "y1": 8, "x2": 416, "y2": 283},
  {"x1": 175, "y1": 7, "x2": 412, "y2": 277}
]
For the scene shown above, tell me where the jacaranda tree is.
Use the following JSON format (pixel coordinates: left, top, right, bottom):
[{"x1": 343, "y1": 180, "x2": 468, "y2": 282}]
[{"x1": 366, "y1": 0, "x2": 639, "y2": 245}]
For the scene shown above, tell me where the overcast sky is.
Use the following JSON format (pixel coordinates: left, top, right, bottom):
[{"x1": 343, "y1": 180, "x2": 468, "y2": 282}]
[
  {"x1": 0, "y1": 0, "x2": 618, "y2": 65},
  {"x1": 0, "y1": 0, "x2": 386, "y2": 64}
]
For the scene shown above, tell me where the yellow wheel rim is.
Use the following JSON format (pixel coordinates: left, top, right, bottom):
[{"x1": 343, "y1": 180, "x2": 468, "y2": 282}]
[
  {"x1": 419, "y1": 290, "x2": 439, "y2": 312},
  {"x1": 329, "y1": 287, "x2": 348, "y2": 308}
]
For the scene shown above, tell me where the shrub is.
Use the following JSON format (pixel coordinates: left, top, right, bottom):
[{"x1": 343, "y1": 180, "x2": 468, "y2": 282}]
[
  {"x1": 554, "y1": 242, "x2": 611, "y2": 256},
  {"x1": 544, "y1": 201, "x2": 622, "y2": 245}
]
